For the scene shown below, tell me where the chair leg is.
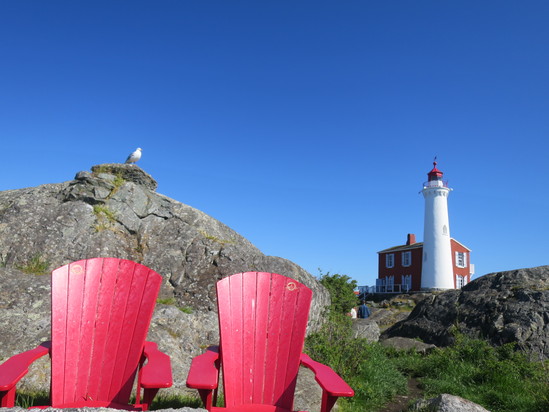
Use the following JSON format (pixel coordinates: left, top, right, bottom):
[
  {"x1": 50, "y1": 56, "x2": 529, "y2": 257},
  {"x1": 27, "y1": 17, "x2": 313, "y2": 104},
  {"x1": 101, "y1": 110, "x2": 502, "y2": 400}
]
[
  {"x1": 141, "y1": 388, "x2": 159, "y2": 411},
  {"x1": 320, "y1": 391, "x2": 338, "y2": 412},
  {"x1": 198, "y1": 389, "x2": 213, "y2": 411},
  {"x1": 0, "y1": 387, "x2": 16, "y2": 408}
]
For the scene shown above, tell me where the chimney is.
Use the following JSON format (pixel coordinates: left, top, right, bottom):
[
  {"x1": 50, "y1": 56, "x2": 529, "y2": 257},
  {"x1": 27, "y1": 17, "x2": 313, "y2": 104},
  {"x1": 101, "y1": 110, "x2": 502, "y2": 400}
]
[{"x1": 406, "y1": 233, "x2": 416, "y2": 245}]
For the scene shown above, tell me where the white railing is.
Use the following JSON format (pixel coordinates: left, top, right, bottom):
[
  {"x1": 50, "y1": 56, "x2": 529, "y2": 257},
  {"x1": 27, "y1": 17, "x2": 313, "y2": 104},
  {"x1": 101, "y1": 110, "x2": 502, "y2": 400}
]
[
  {"x1": 423, "y1": 180, "x2": 448, "y2": 188},
  {"x1": 358, "y1": 284, "x2": 412, "y2": 294}
]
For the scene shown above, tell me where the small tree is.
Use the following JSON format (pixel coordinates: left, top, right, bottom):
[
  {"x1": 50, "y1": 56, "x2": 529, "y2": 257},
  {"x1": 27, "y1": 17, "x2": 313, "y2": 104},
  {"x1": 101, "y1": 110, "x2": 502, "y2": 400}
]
[{"x1": 318, "y1": 271, "x2": 358, "y2": 315}]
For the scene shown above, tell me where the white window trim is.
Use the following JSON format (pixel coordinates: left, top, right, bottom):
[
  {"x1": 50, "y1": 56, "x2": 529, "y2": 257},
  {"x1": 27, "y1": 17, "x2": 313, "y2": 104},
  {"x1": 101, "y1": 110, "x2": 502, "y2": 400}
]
[
  {"x1": 455, "y1": 252, "x2": 467, "y2": 268},
  {"x1": 402, "y1": 251, "x2": 411, "y2": 267},
  {"x1": 386, "y1": 253, "x2": 394, "y2": 268}
]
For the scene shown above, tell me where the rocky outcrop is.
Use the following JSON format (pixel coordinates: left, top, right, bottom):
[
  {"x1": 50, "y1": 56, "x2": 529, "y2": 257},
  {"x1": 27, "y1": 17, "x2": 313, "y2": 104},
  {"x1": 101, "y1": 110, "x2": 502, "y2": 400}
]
[
  {"x1": 0, "y1": 164, "x2": 331, "y2": 404},
  {"x1": 383, "y1": 266, "x2": 549, "y2": 360},
  {"x1": 409, "y1": 394, "x2": 490, "y2": 412}
]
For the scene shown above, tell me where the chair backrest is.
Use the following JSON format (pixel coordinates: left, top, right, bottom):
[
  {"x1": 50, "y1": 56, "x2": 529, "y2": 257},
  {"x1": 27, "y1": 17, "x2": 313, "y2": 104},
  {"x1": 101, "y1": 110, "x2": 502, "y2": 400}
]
[
  {"x1": 50, "y1": 258, "x2": 162, "y2": 407},
  {"x1": 217, "y1": 272, "x2": 312, "y2": 410}
]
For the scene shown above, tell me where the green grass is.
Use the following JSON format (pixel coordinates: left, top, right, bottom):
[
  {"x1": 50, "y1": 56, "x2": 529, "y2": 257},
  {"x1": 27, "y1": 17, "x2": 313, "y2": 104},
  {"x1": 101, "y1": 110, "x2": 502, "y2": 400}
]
[
  {"x1": 93, "y1": 204, "x2": 117, "y2": 231},
  {"x1": 156, "y1": 297, "x2": 177, "y2": 305},
  {"x1": 16, "y1": 254, "x2": 50, "y2": 275},
  {"x1": 198, "y1": 230, "x2": 235, "y2": 245},
  {"x1": 15, "y1": 391, "x2": 49, "y2": 408},
  {"x1": 156, "y1": 297, "x2": 193, "y2": 314},
  {"x1": 150, "y1": 393, "x2": 203, "y2": 409},
  {"x1": 399, "y1": 334, "x2": 549, "y2": 412},
  {"x1": 14, "y1": 392, "x2": 203, "y2": 410},
  {"x1": 305, "y1": 314, "x2": 407, "y2": 412},
  {"x1": 305, "y1": 314, "x2": 549, "y2": 412}
]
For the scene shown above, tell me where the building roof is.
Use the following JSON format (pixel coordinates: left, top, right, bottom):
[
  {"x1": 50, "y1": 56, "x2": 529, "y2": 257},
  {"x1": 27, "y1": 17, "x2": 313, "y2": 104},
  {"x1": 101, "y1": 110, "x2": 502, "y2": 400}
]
[
  {"x1": 427, "y1": 161, "x2": 444, "y2": 180},
  {"x1": 377, "y1": 238, "x2": 471, "y2": 254},
  {"x1": 377, "y1": 242, "x2": 424, "y2": 253}
]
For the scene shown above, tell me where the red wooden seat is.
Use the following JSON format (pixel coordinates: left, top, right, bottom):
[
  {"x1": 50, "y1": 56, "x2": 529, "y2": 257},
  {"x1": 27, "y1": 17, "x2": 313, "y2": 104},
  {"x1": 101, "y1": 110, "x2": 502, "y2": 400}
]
[
  {"x1": 186, "y1": 272, "x2": 354, "y2": 412},
  {"x1": 0, "y1": 258, "x2": 172, "y2": 410}
]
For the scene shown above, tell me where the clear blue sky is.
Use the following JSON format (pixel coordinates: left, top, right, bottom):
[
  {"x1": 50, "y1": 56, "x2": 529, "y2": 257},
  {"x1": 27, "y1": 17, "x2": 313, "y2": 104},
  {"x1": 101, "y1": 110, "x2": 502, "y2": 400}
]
[{"x1": 1, "y1": 1, "x2": 547, "y2": 286}]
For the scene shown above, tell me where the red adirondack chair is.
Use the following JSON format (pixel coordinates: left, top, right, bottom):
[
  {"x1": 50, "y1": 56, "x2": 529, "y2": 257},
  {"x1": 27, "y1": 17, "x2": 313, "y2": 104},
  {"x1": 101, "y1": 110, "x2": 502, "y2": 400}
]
[
  {"x1": 0, "y1": 258, "x2": 172, "y2": 410},
  {"x1": 186, "y1": 272, "x2": 354, "y2": 412}
]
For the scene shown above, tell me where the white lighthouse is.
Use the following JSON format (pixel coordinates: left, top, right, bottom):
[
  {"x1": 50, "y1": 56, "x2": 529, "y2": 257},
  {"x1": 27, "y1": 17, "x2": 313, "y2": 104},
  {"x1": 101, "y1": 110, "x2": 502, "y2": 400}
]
[{"x1": 420, "y1": 161, "x2": 455, "y2": 290}]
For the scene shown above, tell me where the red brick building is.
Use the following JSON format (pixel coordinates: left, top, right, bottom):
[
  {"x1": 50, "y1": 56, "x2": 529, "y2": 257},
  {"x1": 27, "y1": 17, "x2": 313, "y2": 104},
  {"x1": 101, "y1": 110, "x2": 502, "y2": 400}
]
[{"x1": 376, "y1": 233, "x2": 473, "y2": 292}]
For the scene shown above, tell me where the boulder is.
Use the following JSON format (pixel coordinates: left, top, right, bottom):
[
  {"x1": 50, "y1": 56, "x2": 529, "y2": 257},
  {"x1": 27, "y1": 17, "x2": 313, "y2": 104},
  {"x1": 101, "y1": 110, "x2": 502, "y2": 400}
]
[
  {"x1": 351, "y1": 318, "x2": 380, "y2": 342},
  {"x1": 409, "y1": 394, "x2": 490, "y2": 411},
  {"x1": 0, "y1": 164, "x2": 331, "y2": 408},
  {"x1": 383, "y1": 266, "x2": 549, "y2": 360},
  {"x1": 368, "y1": 307, "x2": 412, "y2": 330},
  {"x1": 380, "y1": 337, "x2": 436, "y2": 354}
]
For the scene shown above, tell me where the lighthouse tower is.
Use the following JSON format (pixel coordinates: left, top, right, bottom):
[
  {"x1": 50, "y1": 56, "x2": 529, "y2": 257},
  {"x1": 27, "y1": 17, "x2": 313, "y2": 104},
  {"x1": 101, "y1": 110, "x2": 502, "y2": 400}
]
[{"x1": 420, "y1": 161, "x2": 454, "y2": 290}]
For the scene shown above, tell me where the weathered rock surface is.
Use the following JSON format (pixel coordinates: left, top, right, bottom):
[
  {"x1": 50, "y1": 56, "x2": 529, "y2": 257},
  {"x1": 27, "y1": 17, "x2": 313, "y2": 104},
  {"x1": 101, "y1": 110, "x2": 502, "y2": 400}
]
[
  {"x1": 368, "y1": 307, "x2": 412, "y2": 331},
  {"x1": 0, "y1": 164, "x2": 331, "y2": 407},
  {"x1": 380, "y1": 337, "x2": 436, "y2": 355},
  {"x1": 383, "y1": 266, "x2": 549, "y2": 360},
  {"x1": 351, "y1": 318, "x2": 380, "y2": 342},
  {"x1": 409, "y1": 394, "x2": 490, "y2": 411}
]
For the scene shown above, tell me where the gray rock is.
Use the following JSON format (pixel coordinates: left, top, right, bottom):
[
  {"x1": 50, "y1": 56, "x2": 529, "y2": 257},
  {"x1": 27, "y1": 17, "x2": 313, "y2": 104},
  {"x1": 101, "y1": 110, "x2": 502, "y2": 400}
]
[
  {"x1": 383, "y1": 266, "x2": 549, "y2": 360},
  {"x1": 91, "y1": 163, "x2": 158, "y2": 191},
  {"x1": 293, "y1": 366, "x2": 325, "y2": 412},
  {"x1": 409, "y1": 393, "x2": 490, "y2": 411},
  {"x1": 368, "y1": 307, "x2": 412, "y2": 329},
  {"x1": 0, "y1": 164, "x2": 331, "y2": 412},
  {"x1": 380, "y1": 337, "x2": 436, "y2": 354},
  {"x1": 351, "y1": 318, "x2": 380, "y2": 342}
]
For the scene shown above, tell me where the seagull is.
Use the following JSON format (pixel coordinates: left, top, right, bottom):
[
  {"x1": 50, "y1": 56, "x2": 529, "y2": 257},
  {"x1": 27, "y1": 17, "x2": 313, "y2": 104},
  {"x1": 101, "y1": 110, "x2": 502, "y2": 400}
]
[{"x1": 125, "y1": 148, "x2": 142, "y2": 164}]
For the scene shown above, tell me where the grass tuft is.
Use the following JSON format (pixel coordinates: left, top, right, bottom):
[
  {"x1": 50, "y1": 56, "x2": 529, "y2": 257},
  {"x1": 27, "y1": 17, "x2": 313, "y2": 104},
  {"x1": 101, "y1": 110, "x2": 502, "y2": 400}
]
[{"x1": 16, "y1": 254, "x2": 50, "y2": 275}]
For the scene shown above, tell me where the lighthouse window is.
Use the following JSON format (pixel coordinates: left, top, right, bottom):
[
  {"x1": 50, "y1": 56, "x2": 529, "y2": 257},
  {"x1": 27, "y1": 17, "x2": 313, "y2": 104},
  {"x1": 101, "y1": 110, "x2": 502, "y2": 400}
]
[
  {"x1": 402, "y1": 251, "x2": 411, "y2": 267},
  {"x1": 455, "y1": 252, "x2": 467, "y2": 268},
  {"x1": 386, "y1": 254, "x2": 394, "y2": 268}
]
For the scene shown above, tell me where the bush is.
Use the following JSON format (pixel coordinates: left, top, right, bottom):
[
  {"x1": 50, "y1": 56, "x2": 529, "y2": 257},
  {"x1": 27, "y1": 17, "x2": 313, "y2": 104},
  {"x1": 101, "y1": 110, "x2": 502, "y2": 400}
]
[{"x1": 318, "y1": 271, "x2": 358, "y2": 315}]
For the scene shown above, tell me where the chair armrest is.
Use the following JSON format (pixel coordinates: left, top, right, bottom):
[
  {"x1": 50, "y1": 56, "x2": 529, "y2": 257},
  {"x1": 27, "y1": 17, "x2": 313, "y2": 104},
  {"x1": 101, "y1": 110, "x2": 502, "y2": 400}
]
[
  {"x1": 0, "y1": 341, "x2": 51, "y2": 391},
  {"x1": 140, "y1": 341, "x2": 173, "y2": 389},
  {"x1": 300, "y1": 353, "x2": 354, "y2": 397},
  {"x1": 186, "y1": 345, "x2": 220, "y2": 390}
]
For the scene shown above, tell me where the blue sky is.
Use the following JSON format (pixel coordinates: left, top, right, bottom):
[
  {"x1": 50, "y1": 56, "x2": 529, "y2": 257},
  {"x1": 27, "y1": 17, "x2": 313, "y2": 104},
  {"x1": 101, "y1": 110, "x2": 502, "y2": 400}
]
[{"x1": 1, "y1": 1, "x2": 547, "y2": 286}]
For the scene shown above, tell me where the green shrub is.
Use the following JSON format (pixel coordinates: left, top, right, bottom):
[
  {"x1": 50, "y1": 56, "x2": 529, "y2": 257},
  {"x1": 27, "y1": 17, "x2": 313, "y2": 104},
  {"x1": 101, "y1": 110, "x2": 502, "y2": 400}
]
[
  {"x1": 318, "y1": 271, "x2": 358, "y2": 315},
  {"x1": 305, "y1": 313, "x2": 407, "y2": 411}
]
